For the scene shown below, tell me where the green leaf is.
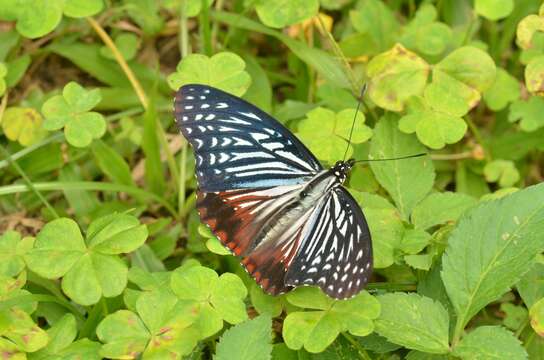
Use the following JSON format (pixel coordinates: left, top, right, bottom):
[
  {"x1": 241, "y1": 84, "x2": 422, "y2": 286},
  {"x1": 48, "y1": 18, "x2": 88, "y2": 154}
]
[
  {"x1": 0, "y1": 307, "x2": 49, "y2": 352},
  {"x1": 525, "y1": 55, "x2": 544, "y2": 95},
  {"x1": 167, "y1": 52, "x2": 251, "y2": 96},
  {"x1": 411, "y1": 192, "x2": 477, "y2": 230},
  {"x1": 91, "y1": 140, "x2": 135, "y2": 187},
  {"x1": 475, "y1": 0, "x2": 514, "y2": 20},
  {"x1": 517, "y1": 259, "x2": 544, "y2": 308},
  {"x1": 25, "y1": 215, "x2": 147, "y2": 305},
  {"x1": 283, "y1": 288, "x2": 380, "y2": 353},
  {"x1": 399, "y1": 108, "x2": 467, "y2": 149},
  {"x1": 297, "y1": 107, "x2": 372, "y2": 163},
  {"x1": 63, "y1": 0, "x2": 104, "y2": 18},
  {"x1": 369, "y1": 114, "x2": 435, "y2": 220},
  {"x1": 24, "y1": 218, "x2": 86, "y2": 279},
  {"x1": 500, "y1": 303, "x2": 528, "y2": 331},
  {"x1": 249, "y1": 283, "x2": 283, "y2": 317},
  {"x1": 41, "y1": 82, "x2": 106, "y2": 147},
  {"x1": 367, "y1": 44, "x2": 429, "y2": 112},
  {"x1": 2, "y1": 107, "x2": 47, "y2": 146},
  {"x1": 100, "y1": 33, "x2": 139, "y2": 61},
  {"x1": 453, "y1": 326, "x2": 527, "y2": 359},
  {"x1": 178, "y1": 0, "x2": 213, "y2": 17},
  {"x1": 255, "y1": 0, "x2": 319, "y2": 28},
  {"x1": 5, "y1": 54, "x2": 31, "y2": 87},
  {"x1": 170, "y1": 265, "x2": 248, "y2": 338},
  {"x1": 98, "y1": 290, "x2": 199, "y2": 359},
  {"x1": 349, "y1": 0, "x2": 400, "y2": 55},
  {"x1": 483, "y1": 68, "x2": 520, "y2": 111},
  {"x1": 441, "y1": 183, "x2": 544, "y2": 331},
  {"x1": 484, "y1": 160, "x2": 520, "y2": 188},
  {"x1": 516, "y1": 14, "x2": 544, "y2": 50},
  {"x1": 212, "y1": 11, "x2": 351, "y2": 89},
  {"x1": 508, "y1": 96, "x2": 544, "y2": 132},
  {"x1": 375, "y1": 293, "x2": 450, "y2": 354},
  {"x1": 530, "y1": 298, "x2": 544, "y2": 336},
  {"x1": 435, "y1": 46, "x2": 496, "y2": 94},
  {"x1": 9, "y1": 0, "x2": 63, "y2": 39},
  {"x1": 0, "y1": 231, "x2": 33, "y2": 277},
  {"x1": 215, "y1": 315, "x2": 272, "y2": 360},
  {"x1": 400, "y1": 4, "x2": 452, "y2": 56},
  {"x1": 364, "y1": 207, "x2": 404, "y2": 268}
]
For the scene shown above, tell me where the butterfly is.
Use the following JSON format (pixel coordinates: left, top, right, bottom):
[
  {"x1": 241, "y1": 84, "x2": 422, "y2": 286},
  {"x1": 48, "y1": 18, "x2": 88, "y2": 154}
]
[{"x1": 174, "y1": 84, "x2": 372, "y2": 299}]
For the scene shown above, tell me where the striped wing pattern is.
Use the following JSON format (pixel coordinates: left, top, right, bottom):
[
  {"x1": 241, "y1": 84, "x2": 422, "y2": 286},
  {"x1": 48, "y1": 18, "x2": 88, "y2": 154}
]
[
  {"x1": 176, "y1": 84, "x2": 373, "y2": 299},
  {"x1": 174, "y1": 84, "x2": 322, "y2": 191},
  {"x1": 285, "y1": 188, "x2": 373, "y2": 299}
]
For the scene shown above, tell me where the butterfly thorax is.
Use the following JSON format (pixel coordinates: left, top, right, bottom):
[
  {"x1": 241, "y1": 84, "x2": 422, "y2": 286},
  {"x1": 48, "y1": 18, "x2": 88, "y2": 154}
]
[
  {"x1": 250, "y1": 163, "x2": 350, "y2": 255},
  {"x1": 331, "y1": 159, "x2": 355, "y2": 184}
]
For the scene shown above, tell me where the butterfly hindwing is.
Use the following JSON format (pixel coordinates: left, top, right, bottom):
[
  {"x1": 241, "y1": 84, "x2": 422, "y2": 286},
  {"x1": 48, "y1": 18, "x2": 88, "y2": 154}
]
[
  {"x1": 175, "y1": 84, "x2": 322, "y2": 191},
  {"x1": 285, "y1": 187, "x2": 373, "y2": 299}
]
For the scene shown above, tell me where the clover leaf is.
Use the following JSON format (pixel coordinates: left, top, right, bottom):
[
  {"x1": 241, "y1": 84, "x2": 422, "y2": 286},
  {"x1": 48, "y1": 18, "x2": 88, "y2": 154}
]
[
  {"x1": 2, "y1": 107, "x2": 47, "y2": 146},
  {"x1": 0, "y1": 0, "x2": 63, "y2": 38},
  {"x1": 29, "y1": 313, "x2": 101, "y2": 360},
  {"x1": 516, "y1": 9, "x2": 544, "y2": 50},
  {"x1": 367, "y1": 43, "x2": 429, "y2": 112},
  {"x1": 167, "y1": 52, "x2": 251, "y2": 96},
  {"x1": 255, "y1": 0, "x2": 319, "y2": 28},
  {"x1": 484, "y1": 160, "x2": 520, "y2": 188},
  {"x1": 97, "y1": 290, "x2": 199, "y2": 359},
  {"x1": 475, "y1": 0, "x2": 514, "y2": 21},
  {"x1": 297, "y1": 107, "x2": 372, "y2": 163},
  {"x1": 350, "y1": 0, "x2": 400, "y2": 55},
  {"x1": 0, "y1": 231, "x2": 33, "y2": 277},
  {"x1": 0, "y1": 274, "x2": 48, "y2": 354},
  {"x1": 400, "y1": 47, "x2": 495, "y2": 147},
  {"x1": 483, "y1": 68, "x2": 521, "y2": 111},
  {"x1": 508, "y1": 96, "x2": 544, "y2": 132},
  {"x1": 282, "y1": 287, "x2": 380, "y2": 353},
  {"x1": 170, "y1": 265, "x2": 248, "y2": 338},
  {"x1": 525, "y1": 55, "x2": 544, "y2": 95},
  {"x1": 0, "y1": 62, "x2": 6, "y2": 96},
  {"x1": 529, "y1": 298, "x2": 544, "y2": 336},
  {"x1": 100, "y1": 33, "x2": 139, "y2": 61},
  {"x1": 41, "y1": 82, "x2": 106, "y2": 147},
  {"x1": 63, "y1": 0, "x2": 104, "y2": 18},
  {"x1": 400, "y1": 4, "x2": 452, "y2": 56},
  {"x1": 25, "y1": 214, "x2": 148, "y2": 305},
  {"x1": 198, "y1": 223, "x2": 231, "y2": 255}
]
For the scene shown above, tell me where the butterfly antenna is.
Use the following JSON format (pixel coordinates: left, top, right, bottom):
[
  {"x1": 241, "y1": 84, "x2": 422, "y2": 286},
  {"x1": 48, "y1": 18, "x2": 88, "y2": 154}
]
[
  {"x1": 353, "y1": 153, "x2": 427, "y2": 163},
  {"x1": 342, "y1": 84, "x2": 368, "y2": 162}
]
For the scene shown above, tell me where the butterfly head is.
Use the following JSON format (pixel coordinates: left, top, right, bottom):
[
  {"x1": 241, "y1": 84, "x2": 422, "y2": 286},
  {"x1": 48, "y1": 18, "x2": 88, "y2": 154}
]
[{"x1": 332, "y1": 159, "x2": 355, "y2": 183}]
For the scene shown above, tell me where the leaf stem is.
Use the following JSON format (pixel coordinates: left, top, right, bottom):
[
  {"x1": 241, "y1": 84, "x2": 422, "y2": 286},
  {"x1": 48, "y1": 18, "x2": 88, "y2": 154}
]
[
  {"x1": 366, "y1": 282, "x2": 417, "y2": 292},
  {"x1": 341, "y1": 332, "x2": 372, "y2": 360},
  {"x1": 87, "y1": 17, "x2": 148, "y2": 108},
  {"x1": 0, "y1": 181, "x2": 177, "y2": 217},
  {"x1": 465, "y1": 115, "x2": 491, "y2": 161},
  {"x1": 431, "y1": 152, "x2": 473, "y2": 161},
  {"x1": 0, "y1": 144, "x2": 59, "y2": 218}
]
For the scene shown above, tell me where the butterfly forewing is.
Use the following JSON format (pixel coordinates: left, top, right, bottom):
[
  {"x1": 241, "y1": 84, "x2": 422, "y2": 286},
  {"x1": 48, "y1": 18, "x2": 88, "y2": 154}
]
[
  {"x1": 174, "y1": 84, "x2": 322, "y2": 191},
  {"x1": 285, "y1": 187, "x2": 372, "y2": 299}
]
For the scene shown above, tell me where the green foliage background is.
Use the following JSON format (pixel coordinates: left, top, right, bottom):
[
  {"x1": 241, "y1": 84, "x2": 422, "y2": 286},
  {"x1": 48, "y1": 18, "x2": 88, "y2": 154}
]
[{"x1": 0, "y1": 0, "x2": 543, "y2": 359}]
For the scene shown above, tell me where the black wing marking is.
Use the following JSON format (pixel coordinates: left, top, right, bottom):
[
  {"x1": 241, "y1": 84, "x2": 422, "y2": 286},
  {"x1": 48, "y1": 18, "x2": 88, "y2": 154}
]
[
  {"x1": 174, "y1": 84, "x2": 322, "y2": 192},
  {"x1": 285, "y1": 187, "x2": 373, "y2": 299}
]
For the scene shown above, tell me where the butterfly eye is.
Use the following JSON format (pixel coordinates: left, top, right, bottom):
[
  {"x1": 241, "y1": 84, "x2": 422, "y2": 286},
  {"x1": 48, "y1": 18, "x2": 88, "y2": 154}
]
[{"x1": 300, "y1": 191, "x2": 308, "y2": 198}]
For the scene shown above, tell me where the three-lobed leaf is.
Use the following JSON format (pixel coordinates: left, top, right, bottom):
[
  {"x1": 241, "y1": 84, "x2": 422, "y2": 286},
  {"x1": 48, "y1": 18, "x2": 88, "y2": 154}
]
[
  {"x1": 25, "y1": 214, "x2": 148, "y2": 305},
  {"x1": 167, "y1": 52, "x2": 251, "y2": 96},
  {"x1": 282, "y1": 287, "x2": 380, "y2": 353}
]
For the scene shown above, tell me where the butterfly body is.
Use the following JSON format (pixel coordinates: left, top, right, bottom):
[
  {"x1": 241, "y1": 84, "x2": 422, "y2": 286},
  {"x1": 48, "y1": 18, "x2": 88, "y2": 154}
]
[{"x1": 174, "y1": 84, "x2": 372, "y2": 299}]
